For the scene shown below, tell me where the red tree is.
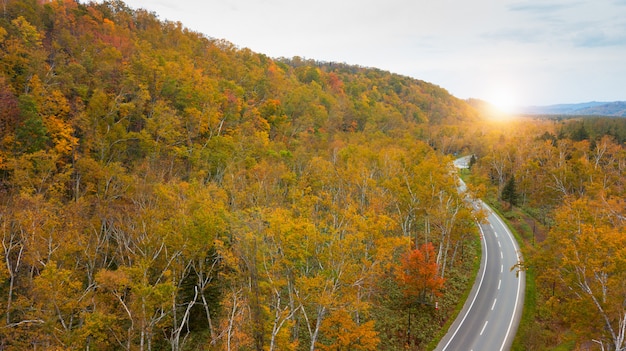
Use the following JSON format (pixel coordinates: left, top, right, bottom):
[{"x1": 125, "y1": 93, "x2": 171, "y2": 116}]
[{"x1": 397, "y1": 243, "x2": 445, "y2": 301}]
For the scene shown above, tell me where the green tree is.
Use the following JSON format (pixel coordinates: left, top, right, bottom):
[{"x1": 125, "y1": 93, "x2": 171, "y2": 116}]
[
  {"x1": 15, "y1": 94, "x2": 48, "y2": 153},
  {"x1": 571, "y1": 123, "x2": 589, "y2": 141},
  {"x1": 501, "y1": 174, "x2": 518, "y2": 207},
  {"x1": 469, "y1": 154, "x2": 476, "y2": 168}
]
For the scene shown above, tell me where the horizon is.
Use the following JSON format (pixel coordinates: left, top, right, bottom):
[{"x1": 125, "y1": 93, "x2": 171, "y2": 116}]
[{"x1": 472, "y1": 98, "x2": 626, "y2": 108}]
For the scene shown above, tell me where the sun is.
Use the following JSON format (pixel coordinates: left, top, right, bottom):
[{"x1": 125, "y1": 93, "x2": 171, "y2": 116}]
[{"x1": 485, "y1": 87, "x2": 519, "y2": 114}]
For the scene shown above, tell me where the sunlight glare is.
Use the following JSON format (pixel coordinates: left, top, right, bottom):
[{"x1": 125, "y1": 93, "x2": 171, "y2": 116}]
[{"x1": 487, "y1": 89, "x2": 518, "y2": 114}]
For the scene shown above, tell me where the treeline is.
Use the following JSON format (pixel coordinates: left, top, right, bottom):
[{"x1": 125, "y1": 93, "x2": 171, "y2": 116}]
[
  {"x1": 468, "y1": 117, "x2": 626, "y2": 350},
  {"x1": 556, "y1": 116, "x2": 626, "y2": 143},
  {"x1": 0, "y1": 1, "x2": 481, "y2": 350}
]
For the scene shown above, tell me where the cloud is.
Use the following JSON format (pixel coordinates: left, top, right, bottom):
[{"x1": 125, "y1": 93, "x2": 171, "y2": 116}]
[
  {"x1": 572, "y1": 28, "x2": 626, "y2": 47},
  {"x1": 507, "y1": 1, "x2": 578, "y2": 14},
  {"x1": 492, "y1": 1, "x2": 626, "y2": 49},
  {"x1": 481, "y1": 27, "x2": 545, "y2": 43}
]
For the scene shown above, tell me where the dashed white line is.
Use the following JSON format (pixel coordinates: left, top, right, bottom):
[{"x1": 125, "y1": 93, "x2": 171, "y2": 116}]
[
  {"x1": 491, "y1": 298, "x2": 497, "y2": 311},
  {"x1": 441, "y1": 199, "x2": 524, "y2": 351},
  {"x1": 490, "y1": 206, "x2": 525, "y2": 351},
  {"x1": 480, "y1": 321, "x2": 489, "y2": 336}
]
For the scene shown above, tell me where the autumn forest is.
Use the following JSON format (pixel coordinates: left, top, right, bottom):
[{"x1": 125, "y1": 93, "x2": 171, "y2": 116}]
[{"x1": 0, "y1": 1, "x2": 625, "y2": 350}]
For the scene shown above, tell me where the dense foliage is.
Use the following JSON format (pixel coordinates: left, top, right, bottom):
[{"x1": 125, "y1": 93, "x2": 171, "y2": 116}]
[{"x1": 0, "y1": 1, "x2": 483, "y2": 350}]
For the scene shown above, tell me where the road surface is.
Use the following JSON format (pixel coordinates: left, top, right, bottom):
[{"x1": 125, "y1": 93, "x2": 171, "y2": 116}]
[
  {"x1": 453, "y1": 155, "x2": 472, "y2": 170},
  {"x1": 435, "y1": 161, "x2": 525, "y2": 351}
]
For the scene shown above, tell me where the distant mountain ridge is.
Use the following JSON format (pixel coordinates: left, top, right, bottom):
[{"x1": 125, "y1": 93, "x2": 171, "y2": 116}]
[{"x1": 518, "y1": 101, "x2": 626, "y2": 117}]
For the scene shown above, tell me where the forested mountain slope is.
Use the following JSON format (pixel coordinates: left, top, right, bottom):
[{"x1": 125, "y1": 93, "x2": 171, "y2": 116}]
[{"x1": 0, "y1": 1, "x2": 482, "y2": 350}]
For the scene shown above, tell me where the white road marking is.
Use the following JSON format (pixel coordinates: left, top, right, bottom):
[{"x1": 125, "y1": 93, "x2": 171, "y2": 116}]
[
  {"x1": 490, "y1": 207, "x2": 525, "y2": 351},
  {"x1": 480, "y1": 321, "x2": 489, "y2": 336},
  {"x1": 491, "y1": 298, "x2": 497, "y2": 311},
  {"x1": 498, "y1": 279, "x2": 501, "y2": 290},
  {"x1": 501, "y1": 264, "x2": 503, "y2": 273}
]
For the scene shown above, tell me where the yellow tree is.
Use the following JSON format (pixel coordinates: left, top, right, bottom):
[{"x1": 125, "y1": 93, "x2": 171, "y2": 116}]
[
  {"x1": 30, "y1": 262, "x2": 86, "y2": 347},
  {"x1": 28, "y1": 75, "x2": 77, "y2": 158},
  {"x1": 163, "y1": 181, "x2": 228, "y2": 350},
  {"x1": 540, "y1": 196, "x2": 626, "y2": 350},
  {"x1": 260, "y1": 208, "x2": 312, "y2": 351},
  {"x1": 288, "y1": 141, "x2": 402, "y2": 351},
  {"x1": 318, "y1": 310, "x2": 379, "y2": 351}
]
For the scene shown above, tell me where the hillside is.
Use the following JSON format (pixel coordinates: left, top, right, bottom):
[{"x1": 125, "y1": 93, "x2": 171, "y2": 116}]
[{"x1": 0, "y1": 1, "x2": 483, "y2": 350}]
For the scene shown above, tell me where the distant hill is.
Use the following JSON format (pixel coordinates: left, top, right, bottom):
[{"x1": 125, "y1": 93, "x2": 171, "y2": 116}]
[{"x1": 518, "y1": 101, "x2": 626, "y2": 117}]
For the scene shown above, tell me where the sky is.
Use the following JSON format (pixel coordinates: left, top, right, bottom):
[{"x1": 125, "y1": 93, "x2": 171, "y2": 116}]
[{"x1": 114, "y1": 0, "x2": 626, "y2": 108}]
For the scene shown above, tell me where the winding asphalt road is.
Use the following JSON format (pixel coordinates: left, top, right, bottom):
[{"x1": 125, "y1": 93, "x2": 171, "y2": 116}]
[{"x1": 434, "y1": 158, "x2": 525, "y2": 351}]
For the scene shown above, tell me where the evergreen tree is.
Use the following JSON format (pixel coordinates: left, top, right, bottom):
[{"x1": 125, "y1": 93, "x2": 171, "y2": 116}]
[
  {"x1": 572, "y1": 123, "x2": 589, "y2": 141},
  {"x1": 15, "y1": 94, "x2": 48, "y2": 153},
  {"x1": 501, "y1": 175, "x2": 518, "y2": 207}
]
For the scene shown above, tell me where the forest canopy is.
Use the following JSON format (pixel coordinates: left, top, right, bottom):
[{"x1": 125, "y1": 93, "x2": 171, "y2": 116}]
[
  {"x1": 0, "y1": 1, "x2": 482, "y2": 350},
  {"x1": 5, "y1": 1, "x2": 624, "y2": 350}
]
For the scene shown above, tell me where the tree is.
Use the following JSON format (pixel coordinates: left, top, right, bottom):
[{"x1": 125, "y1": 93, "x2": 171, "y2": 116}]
[
  {"x1": 0, "y1": 75, "x2": 19, "y2": 151},
  {"x1": 468, "y1": 154, "x2": 476, "y2": 168},
  {"x1": 31, "y1": 261, "x2": 86, "y2": 347},
  {"x1": 395, "y1": 242, "x2": 445, "y2": 348},
  {"x1": 537, "y1": 197, "x2": 626, "y2": 350},
  {"x1": 571, "y1": 123, "x2": 589, "y2": 141},
  {"x1": 15, "y1": 94, "x2": 48, "y2": 153},
  {"x1": 318, "y1": 310, "x2": 379, "y2": 351},
  {"x1": 501, "y1": 175, "x2": 518, "y2": 207},
  {"x1": 397, "y1": 242, "x2": 445, "y2": 303}
]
